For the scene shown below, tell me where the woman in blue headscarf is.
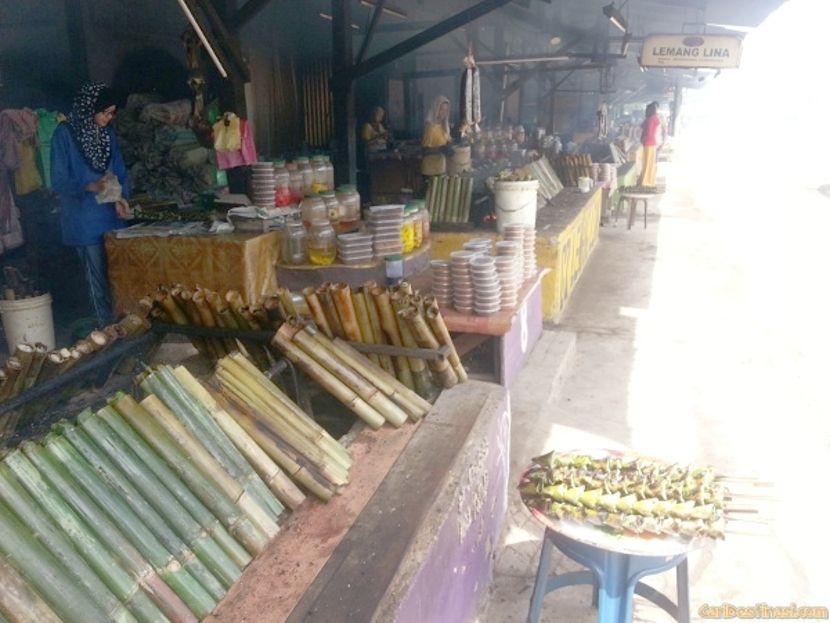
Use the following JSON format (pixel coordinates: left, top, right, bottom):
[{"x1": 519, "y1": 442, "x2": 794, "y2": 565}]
[{"x1": 51, "y1": 82, "x2": 130, "y2": 326}]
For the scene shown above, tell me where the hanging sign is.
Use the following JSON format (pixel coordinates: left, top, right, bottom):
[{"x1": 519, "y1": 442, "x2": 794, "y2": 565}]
[{"x1": 641, "y1": 34, "x2": 743, "y2": 69}]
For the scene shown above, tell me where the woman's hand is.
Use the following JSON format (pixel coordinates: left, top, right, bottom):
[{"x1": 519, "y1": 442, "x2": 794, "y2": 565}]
[
  {"x1": 115, "y1": 199, "x2": 133, "y2": 220},
  {"x1": 86, "y1": 178, "x2": 107, "y2": 194}
]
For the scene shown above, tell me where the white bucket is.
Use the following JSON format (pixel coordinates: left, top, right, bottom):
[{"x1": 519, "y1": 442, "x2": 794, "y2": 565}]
[
  {"x1": 494, "y1": 179, "x2": 539, "y2": 234},
  {"x1": 0, "y1": 293, "x2": 55, "y2": 352}
]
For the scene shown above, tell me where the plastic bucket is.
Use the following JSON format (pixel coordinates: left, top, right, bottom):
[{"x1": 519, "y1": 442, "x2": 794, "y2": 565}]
[
  {"x1": 494, "y1": 179, "x2": 539, "y2": 234},
  {"x1": 0, "y1": 293, "x2": 55, "y2": 352}
]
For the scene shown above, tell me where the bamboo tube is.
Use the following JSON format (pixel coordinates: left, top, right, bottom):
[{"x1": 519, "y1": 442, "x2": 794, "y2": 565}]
[
  {"x1": 276, "y1": 287, "x2": 297, "y2": 317},
  {"x1": 370, "y1": 288, "x2": 415, "y2": 389},
  {"x1": 0, "y1": 499, "x2": 114, "y2": 623},
  {"x1": 156, "y1": 290, "x2": 189, "y2": 325},
  {"x1": 351, "y1": 290, "x2": 380, "y2": 366},
  {"x1": 0, "y1": 358, "x2": 23, "y2": 401},
  {"x1": 43, "y1": 432, "x2": 217, "y2": 618},
  {"x1": 361, "y1": 283, "x2": 395, "y2": 376},
  {"x1": 303, "y1": 287, "x2": 333, "y2": 337},
  {"x1": 390, "y1": 293, "x2": 433, "y2": 397},
  {"x1": 54, "y1": 420, "x2": 227, "y2": 602},
  {"x1": 77, "y1": 411, "x2": 243, "y2": 591},
  {"x1": 206, "y1": 291, "x2": 243, "y2": 354},
  {"x1": 20, "y1": 442, "x2": 198, "y2": 623},
  {"x1": 294, "y1": 326, "x2": 407, "y2": 427},
  {"x1": 317, "y1": 284, "x2": 345, "y2": 339},
  {"x1": 0, "y1": 461, "x2": 138, "y2": 623},
  {"x1": 250, "y1": 306, "x2": 271, "y2": 330},
  {"x1": 36, "y1": 352, "x2": 65, "y2": 385},
  {"x1": 274, "y1": 325, "x2": 386, "y2": 429},
  {"x1": 192, "y1": 290, "x2": 230, "y2": 357},
  {"x1": 118, "y1": 313, "x2": 151, "y2": 336},
  {"x1": 74, "y1": 339, "x2": 95, "y2": 359},
  {"x1": 138, "y1": 394, "x2": 282, "y2": 546},
  {"x1": 0, "y1": 370, "x2": 6, "y2": 397},
  {"x1": 263, "y1": 295, "x2": 288, "y2": 325},
  {"x1": 137, "y1": 296, "x2": 155, "y2": 318},
  {"x1": 401, "y1": 307, "x2": 458, "y2": 389},
  {"x1": 10, "y1": 345, "x2": 34, "y2": 397},
  {"x1": 88, "y1": 329, "x2": 112, "y2": 352},
  {"x1": 330, "y1": 338, "x2": 431, "y2": 416},
  {"x1": 178, "y1": 289, "x2": 221, "y2": 359},
  {"x1": 0, "y1": 556, "x2": 63, "y2": 623},
  {"x1": 142, "y1": 367, "x2": 284, "y2": 524},
  {"x1": 224, "y1": 299, "x2": 270, "y2": 369},
  {"x1": 331, "y1": 283, "x2": 362, "y2": 343},
  {"x1": 57, "y1": 348, "x2": 82, "y2": 374},
  {"x1": 398, "y1": 282, "x2": 413, "y2": 296},
  {"x1": 99, "y1": 403, "x2": 258, "y2": 565},
  {"x1": 426, "y1": 302, "x2": 468, "y2": 382},
  {"x1": 439, "y1": 174, "x2": 451, "y2": 222}
]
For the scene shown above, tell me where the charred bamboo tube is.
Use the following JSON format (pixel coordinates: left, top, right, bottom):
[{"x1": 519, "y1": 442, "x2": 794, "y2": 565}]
[
  {"x1": 10, "y1": 345, "x2": 35, "y2": 396},
  {"x1": 57, "y1": 348, "x2": 82, "y2": 374},
  {"x1": 398, "y1": 282, "x2": 413, "y2": 296},
  {"x1": 220, "y1": 294, "x2": 269, "y2": 369},
  {"x1": 351, "y1": 290, "x2": 380, "y2": 366},
  {"x1": 0, "y1": 498, "x2": 114, "y2": 623},
  {"x1": 295, "y1": 325, "x2": 407, "y2": 427},
  {"x1": 361, "y1": 284, "x2": 395, "y2": 376},
  {"x1": 0, "y1": 460, "x2": 140, "y2": 623},
  {"x1": 0, "y1": 556, "x2": 63, "y2": 623},
  {"x1": 98, "y1": 403, "x2": 257, "y2": 566},
  {"x1": 370, "y1": 288, "x2": 415, "y2": 389},
  {"x1": 400, "y1": 307, "x2": 458, "y2": 389},
  {"x1": 331, "y1": 283, "x2": 362, "y2": 342},
  {"x1": 142, "y1": 367, "x2": 284, "y2": 524},
  {"x1": 274, "y1": 325, "x2": 386, "y2": 429},
  {"x1": 274, "y1": 287, "x2": 296, "y2": 317},
  {"x1": 179, "y1": 289, "x2": 222, "y2": 359},
  {"x1": 35, "y1": 351, "x2": 65, "y2": 385},
  {"x1": 426, "y1": 303, "x2": 468, "y2": 382},
  {"x1": 138, "y1": 394, "x2": 284, "y2": 543},
  {"x1": 390, "y1": 294, "x2": 433, "y2": 397},
  {"x1": 119, "y1": 313, "x2": 151, "y2": 336},
  {"x1": 54, "y1": 421, "x2": 227, "y2": 602},
  {"x1": 192, "y1": 290, "x2": 229, "y2": 357},
  {"x1": 263, "y1": 295, "x2": 288, "y2": 325},
  {"x1": 206, "y1": 291, "x2": 243, "y2": 354},
  {"x1": 19, "y1": 442, "x2": 198, "y2": 623},
  {"x1": 156, "y1": 290, "x2": 190, "y2": 325},
  {"x1": 102, "y1": 324, "x2": 127, "y2": 347},
  {"x1": 250, "y1": 306, "x2": 273, "y2": 332},
  {"x1": 137, "y1": 296, "x2": 155, "y2": 318},
  {"x1": 43, "y1": 431, "x2": 217, "y2": 618},
  {"x1": 0, "y1": 358, "x2": 23, "y2": 401},
  {"x1": 317, "y1": 284, "x2": 345, "y2": 339}
]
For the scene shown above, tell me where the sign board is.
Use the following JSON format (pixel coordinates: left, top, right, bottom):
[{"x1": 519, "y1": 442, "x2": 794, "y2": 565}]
[{"x1": 641, "y1": 34, "x2": 743, "y2": 69}]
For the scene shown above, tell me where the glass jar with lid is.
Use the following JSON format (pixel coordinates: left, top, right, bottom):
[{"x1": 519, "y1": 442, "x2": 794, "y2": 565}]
[
  {"x1": 300, "y1": 195, "x2": 327, "y2": 227},
  {"x1": 310, "y1": 155, "x2": 328, "y2": 193},
  {"x1": 273, "y1": 159, "x2": 292, "y2": 206},
  {"x1": 335, "y1": 185, "x2": 361, "y2": 229},
  {"x1": 418, "y1": 199, "x2": 430, "y2": 242},
  {"x1": 281, "y1": 221, "x2": 307, "y2": 265},
  {"x1": 307, "y1": 219, "x2": 337, "y2": 266},
  {"x1": 287, "y1": 162, "x2": 304, "y2": 203},
  {"x1": 296, "y1": 157, "x2": 313, "y2": 193},
  {"x1": 322, "y1": 155, "x2": 335, "y2": 190},
  {"x1": 402, "y1": 205, "x2": 416, "y2": 254},
  {"x1": 320, "y1": 191, "x2": 340, "y2": 226}
]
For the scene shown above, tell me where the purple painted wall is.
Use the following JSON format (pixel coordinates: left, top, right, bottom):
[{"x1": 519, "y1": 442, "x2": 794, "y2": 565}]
[
  {"x1": 394, "y1": 393, "x2": 511, "y2": 623},
  {"x1": 501, "y1": 279, "x2": 544, "y2": 388}
]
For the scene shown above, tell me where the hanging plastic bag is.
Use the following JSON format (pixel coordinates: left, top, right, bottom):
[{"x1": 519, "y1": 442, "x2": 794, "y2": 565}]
[{"x1": 212, "y1": 113, "x2": 242, "y2": 152}]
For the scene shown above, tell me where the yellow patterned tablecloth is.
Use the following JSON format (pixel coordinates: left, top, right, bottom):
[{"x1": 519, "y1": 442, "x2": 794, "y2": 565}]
[{"x1": 105, "y1": 232, "x2": 280, "y2": 315}]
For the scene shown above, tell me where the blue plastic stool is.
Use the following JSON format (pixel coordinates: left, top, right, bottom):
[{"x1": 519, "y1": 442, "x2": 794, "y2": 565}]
[{"x1": 527, "y1": 528, "x2": 690, "y2": 623}]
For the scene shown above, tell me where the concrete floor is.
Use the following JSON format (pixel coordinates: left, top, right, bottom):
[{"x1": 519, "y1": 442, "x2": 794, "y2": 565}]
[{"x1": 478, "y1": 142, "x2": 830, "y2": 622}]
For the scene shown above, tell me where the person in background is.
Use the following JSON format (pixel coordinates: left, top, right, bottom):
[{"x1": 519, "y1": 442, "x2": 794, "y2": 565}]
[
  {"x1": 51, "y1": 82, "x2": 131, "y2": 327},
  {"x1": 422, "y1": 96, "x2": 451, "y2": 148},
  {"x1": 361, "y1": 106, "x2": 390, "y2": 152},
  {"x1": 513, "y1": 125, "x2": 527, "y2": 147},
  {"x1": 639, "y1": 101, "x2": 661, "y2": 187}
]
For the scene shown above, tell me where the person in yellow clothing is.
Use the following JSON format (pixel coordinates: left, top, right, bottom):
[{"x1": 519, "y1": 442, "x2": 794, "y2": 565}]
[
  {"x1": 361, "y1": 106, "x2": 390, "y2": 152},
  {"x1": 638, "y1": 102, "x2": 661, "y2": 187},
  {"x1": 422, "y1": 96, "x2": 451, "y2": 148}
]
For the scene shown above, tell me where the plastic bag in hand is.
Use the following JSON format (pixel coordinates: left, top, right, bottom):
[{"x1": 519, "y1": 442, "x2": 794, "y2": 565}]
[{"x1": 95, "y1": 171, "x2": 122, "y2": 204}]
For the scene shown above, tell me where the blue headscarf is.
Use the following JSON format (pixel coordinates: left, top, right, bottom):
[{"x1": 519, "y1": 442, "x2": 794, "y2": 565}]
[{"x1": 67, "y1": 82, "x2": 115, "y2": 173}]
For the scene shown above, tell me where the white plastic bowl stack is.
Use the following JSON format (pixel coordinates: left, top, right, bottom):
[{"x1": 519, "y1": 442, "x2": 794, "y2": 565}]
[
  {"x1": 463, "y1": 238, "x2": 493, "y2": 256},
  {"x1": 430, "y1": 260, "x2": 453, "y2": 308},
  {"x1": 450, "y1": 250, "x2": 476, "y2": 313},
  {"x1": 495, "y1": 241, "x2": 521, "y2": 309},
  {"x1": 522, "y1": 225, "x2": 537, "y2": 281},
  {"x1": 470, "y1": 255, "x2": 502, "y2": 316},
  {"x1": 251, "y1": 162, "x2": 276, "y2": 208},
  {"x1": 368, "y1": 205, "x2": 404, "y2": 258},
  {"x1": 337, "y1": 232, "x2": 374, "y2": 265},
  {"x1": 502, "y1": 224, "x2": 526, "y2": 277}
]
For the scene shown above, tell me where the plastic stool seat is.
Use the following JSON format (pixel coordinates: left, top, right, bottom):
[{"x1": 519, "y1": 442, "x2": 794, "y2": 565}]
[{"x1": 527, "y1": 528, "x2": 690, "y2": 623}]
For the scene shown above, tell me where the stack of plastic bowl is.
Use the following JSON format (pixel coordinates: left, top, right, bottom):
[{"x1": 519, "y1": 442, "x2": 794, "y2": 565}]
[
  {"x1": 251, "y1": 162, "x2": 276, "y2": 208},
  {"x1": 430, "y1": 260, "x2": 453, "y2": 308},
  {"x1": 450, "y1": 250, "x2": 476, "y2": 313},
  {"x1": 368, "y1": 205, "x2": 404, "y2": 259},
  {"x1": 502, "y1": 224, "x2": 526, "y2": 277},
  {"x1": 463, "y1": 238, "x2": 493, "y2": 255},
  {"x1": 470, "y1": 255, "x2": 502, "y2": 316},
  {"x1": 337, "y1": 232, "x2": 374, "y2": 265},
  {"x1": 522, "y1": 225, "x2": 537, "y2": 281},
  {"x1": 494, "y1": 241, "x2": 521, "y2": 309}
]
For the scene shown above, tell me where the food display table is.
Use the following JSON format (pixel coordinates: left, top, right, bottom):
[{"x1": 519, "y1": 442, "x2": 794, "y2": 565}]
[{"x1": 106, "y1": 231, "x2": 279, "y2": 315}]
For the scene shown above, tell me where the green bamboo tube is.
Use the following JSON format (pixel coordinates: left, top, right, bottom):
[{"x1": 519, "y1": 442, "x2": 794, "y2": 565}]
[
  {"x1": 295, "y1": 326, "x2": 406, "y2": 427},
  {"x1": 125, "y1": 395, "x2": 274, "y2": 551},
  {"x1": 301, "y1": 287, "x2": 333, "y2": 338},
  {"x1": 432, "y1": 176, "x2": 442, "y2": 223},
  {"x1": 453, "y1": 176, "x2": 464, "y2": 223},
  {"x1": 214, "y1": 364, "x2": 351, "y2": 484},
  {"x1": 214, "y1": 393, "x2": 336, "y2": 501},
  {"x1": 463, "y1": 177, "x2": 473, "y2": 222},
  {"x1": 168, "y1": 366, "x2": 285, "y2": 523},
  {"x1": 0, "y1": 462, "x2": 134, "y2": 622},
  {"x1": 20, "y1": 442, "x2": 197, "y2": 623},
  {"x1": 444, "y1": 176, "x2": 456, "y2": 223},
  {"x1": 0, "y1": 556, "x2": 63, "y2": 623},
  {"x1": 207, "y1": 389, "x2": 307, "y2": 511},
  {"x1": 273, "y1": 325, "x2": 386, "y2": 429},
  {"x1": 0, "y1": 499, "x2": 113, "y2": 623},
  {"x1": 316, "y1": 284, "x2": 345, "y2": 339},
  {"x1": 361, "y1": 284, "x2": 396, "y2": 377},
  {"x1": 439, "y1": 175, "x2": 451, "y2": 223},
  {"x1": 99, "y1": 402, "x2": 259, "y2": 564},
  {"x1": 425, "y1": 302, "x2": 468, "y2": 382},
  {"x1": 390, "y1": 294, "x2": 433, "y2": 398},
  {"x1": 351, "y1": 291, "x2": 381, "y2": 366},
  {"x1": 43, "y1": 431, "x2": 217, "y2": 618},
  {"x1": 370, "y1": 288, "x2": 415, "y2": 389},
  {"x1": 331, "y1": 284, "x2": 362, "y2": 342},
  {"x1": 425, "y1": 176, "x2": 436, "y2": 222},
  {"x1": 77, "y1": 411, "x2": 242, "y2": 590},
  {"x1": 3, "y1": 449, "x2": 168, "y2": 623},
  {"x1": 400, "y1": 307, "x2": 458, "y2": 389},
  {"x1": 140, "y1": 367, "x2": 283, "y2": 525}
]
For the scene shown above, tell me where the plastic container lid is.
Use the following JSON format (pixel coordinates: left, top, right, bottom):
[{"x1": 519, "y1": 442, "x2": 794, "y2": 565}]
[
  {"x1": 273, "y1": 159, "x2": 286, "y2": 167},
  {"x1": 337, "y1": 185, "x2": 357, "y2": 192},
  {"x1": 321, "y1": 190, "x2": 337, "y2": 198},
  {"x1": 311, "y1": 154, "x2": 325, "y2": 162},
  {"x1": 297, "y1": 156, "x2": 310, "y2": 164}
]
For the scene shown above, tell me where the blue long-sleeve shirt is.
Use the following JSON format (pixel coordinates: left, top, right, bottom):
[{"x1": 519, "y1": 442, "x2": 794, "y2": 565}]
[{"x1": 50, "y1": 124, "x2": 129, "y2": 246}]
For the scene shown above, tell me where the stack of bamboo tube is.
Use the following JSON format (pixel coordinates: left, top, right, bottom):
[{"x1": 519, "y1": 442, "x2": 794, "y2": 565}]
[
  {"x1": 146, "y1": 285, "x2": 291, "y2": 369},
  {"x1": 0, "y1": 355, "x2": 357, "y2": 622},
  {"x1": 553, "y1": 154, "x2": 593, "y2": 187},
  {"x1": 299, "y1": 281, "x2": 467, "y2": 398},
  {"x1": 426, "y1": 175, "x2": 474, "y2": 224}
]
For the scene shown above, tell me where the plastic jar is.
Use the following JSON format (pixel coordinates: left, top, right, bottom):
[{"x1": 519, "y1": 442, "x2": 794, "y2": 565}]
[
  {"x1": 321, "y1": 190, "x2": 341, "y2": 226},
  {"x1": 281, "y1": 221, "x2": 307, "y2": 265},
  {"x1": 336, "y1": 185, "x2": 361, "y2": 228},
  {"x1": 287, "y1": 163, "x2": 304, "y2": 203},
  {"x1": 323, "y1": 155, "x2": 335, "y2": 190},
  {"x1": 402, "y1": 209, "x2": 416, "y2": 254},
  {"x1": 300, "y1": 195, "x2": 327, "y2": 228},
  {"x1": 418, "y1": 199, "x2": 431, "y2": 242},
  {"x1": 273, "y1": 159, "x2": 292, "y2": 206},
  {"x1": 297, "y1": 157, "x2": 313, "y2": 193},
  {"x1": 307, "y1": 219, "x2": 337, "y2": 266},
  {"x1": 310, "y1": 155, "x2": 328, "y2": 193}
]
